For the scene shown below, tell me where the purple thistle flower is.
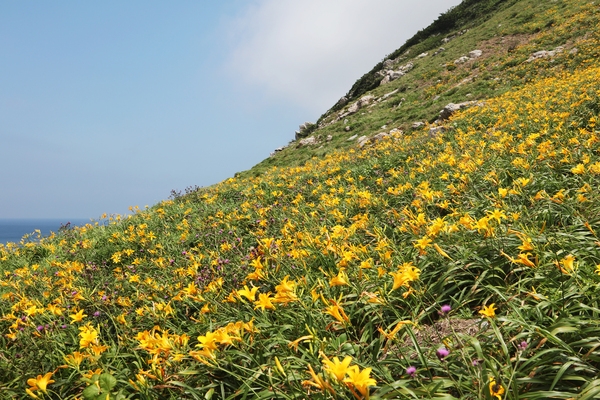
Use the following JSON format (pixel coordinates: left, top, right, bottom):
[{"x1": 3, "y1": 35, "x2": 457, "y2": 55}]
[
  {"x1": 406, "y1": 366, "x2": 417, "y2": 377},
  {"x1": 93, "y1": 311, "x2": 101, "y2": 317},
  {"x1": 36, "y1": 325, "x2": 44, "y2": 331},
  {"x1": 440, "y1": 304, "x2": 452, "y2": 314},
  {"x1": 436, "y1": 347, "x2": 450, "y2": 360},
  {"x1": 518, "y1": 341, "x2": 528, "y2": 351}
]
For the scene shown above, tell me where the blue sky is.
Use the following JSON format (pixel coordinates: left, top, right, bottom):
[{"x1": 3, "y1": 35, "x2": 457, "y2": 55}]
[{"x1": 1, "y1": 0, "x2": 462, "y2": 219}]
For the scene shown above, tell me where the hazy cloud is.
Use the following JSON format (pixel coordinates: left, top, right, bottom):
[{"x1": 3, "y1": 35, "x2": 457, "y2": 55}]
[{"x1": 225, "y1": 0, "x2": 462, "y2": 117}]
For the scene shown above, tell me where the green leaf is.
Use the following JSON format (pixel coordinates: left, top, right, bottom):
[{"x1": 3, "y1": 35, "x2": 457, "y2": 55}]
[
  {"x1": 98, "y1": 373, "x2": 117, "y2": 391},
  {"x1": 205, "y1": 388, "x2": 215, "y2": 399},
  {"x1": 82, "y1": 384, "x2": 100, "y2": 400}
]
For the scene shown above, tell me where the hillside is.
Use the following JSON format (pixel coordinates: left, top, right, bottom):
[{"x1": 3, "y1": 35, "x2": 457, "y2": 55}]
[{"x1": 2, "y1": 0, "x2": 600, "y2": 399}]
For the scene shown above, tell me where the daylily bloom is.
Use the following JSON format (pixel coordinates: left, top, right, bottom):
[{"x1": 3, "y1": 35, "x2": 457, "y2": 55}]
[
  {"x1": 324, "y1": 301, "x2": 350, "y2": 324},
  {"x1": 69, "y1": 309, "x2": 87, "y2": 324},
  {"x1": 27, "y1": 372, "x2": 54, "y2": 395},
  {"x1": 302, "y1": 364, "x2": 334, "y2": 395},
  {"x1": 237, "y1": 285, "x2": 259, "y2": 302},
  {"x1": 254, "y1": 293, "x2": 275, "y2": 311},
  {"x1": 322, "y1": 355, "x2": 353, "y2": 381},
  {"x1": 329, "y1": 270, "x2": 349, "y2": 286},
  {"x1": 479, "y1": 303, "x2": 497, "y2": 318},
  {"x1": 489, "y1": 377, "x2": 505, "y2": 399},
  {"x1": 344, "y1": 365, "x2": 377, "y2": 397}
]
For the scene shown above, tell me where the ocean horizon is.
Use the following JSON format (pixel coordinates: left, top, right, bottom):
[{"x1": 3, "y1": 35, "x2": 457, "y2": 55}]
[{"x1": 0, "y1": 218, "x2": 91, "y2": 245}]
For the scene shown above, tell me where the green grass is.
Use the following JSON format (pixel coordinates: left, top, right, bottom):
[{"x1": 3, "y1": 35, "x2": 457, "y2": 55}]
[{"x1": 2, "y1": 0, "x2": 600, "y2": 398}]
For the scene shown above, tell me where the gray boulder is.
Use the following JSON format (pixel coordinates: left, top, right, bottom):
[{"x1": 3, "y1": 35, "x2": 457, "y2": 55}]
[
  {"x1": 295, "y1": 122, "x2": 315, "y2": 140},
  {"x1": 357, "y1": 135, "x2": 369, "y2": 147},
  {"x1": 298, "y1": 136, "x2": 317, "y2": 147},
  {"x1": 469, "y1": 49, "x2": 483, "y2": 58},
  {"x1": 439, "y1": 101, "x2": 479, "y2": 120}
]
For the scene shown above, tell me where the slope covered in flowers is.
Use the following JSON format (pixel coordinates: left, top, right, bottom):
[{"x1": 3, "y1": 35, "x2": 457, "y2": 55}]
[{"x1": 2, "y1": 2, "x2": 600, "y2": 399}]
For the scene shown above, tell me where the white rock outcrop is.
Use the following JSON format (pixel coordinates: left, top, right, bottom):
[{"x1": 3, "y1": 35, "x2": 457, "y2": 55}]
[
  {"x1": 298, "y1": 136, "x2": 317, "y2": 147},
  {"x1": 526, "y1": 46, "x2": 564, "y2": 62}
]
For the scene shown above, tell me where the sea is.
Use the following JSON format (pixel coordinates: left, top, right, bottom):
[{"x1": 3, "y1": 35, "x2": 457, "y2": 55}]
[{"x1": 0, "y1": 218, "x2": 91, "y2": 245}]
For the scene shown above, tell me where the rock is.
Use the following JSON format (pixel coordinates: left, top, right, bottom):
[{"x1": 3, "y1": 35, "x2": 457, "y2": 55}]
[
  {"x1": 569, "y1": 47, "x2": 579, "y2": 55},
  {"x1": 356, "y1": 133, "x2": 390, "y2": 148},
  {"x1": 357, "y1": 135, "x2": 369, "y2": 147},
  {"x1": 389, "y1": 128, "x2": 402, "y2": 135},
  {"x1": 433, "y1": 47, "x2": 446, "y2": 56},
  {"x1": 380, "y1": 62, "x2": 413, "y2": 85},
  {"x1": 383, "y1": 59, "x2": 394, "y2": 68},
  {"x1": 347, "y1": 134, "x2": 358, "y2": 141},
  {"x1": 372, "y1": 132, "x2": 389, "y2": 141},
  {"x1": 412, "y1": 121, "x2": 425, "y2": 129},
  {"x1": 469, "y1": 49, "x2": 483, "y2": 58},
  {"x1": 326, "y1": 135, "x2": 333, "y2": 141},
  {"x1": 381, "y1": 125, "x2": 387, "y2": 129},
  {"x1": 298, "y1": 136, "x2": 317, "y2": 147},
  {"x1": 334, "y1": 96, "x2": 349, "y2": 109},
  {"x1": 439, "y1": 101, "x2": 480, "y2": 120},
  {"x1": 429, "y1": 126, "x2": 445, "y2": 137},
  {"x1": 526, "y1": 46, "x2": 565, "y2": 62},
  {"x1": 274, "y1": 146, "x2": 285, "y2": 152},
  {"x1": 295, "y1": 122, "x2": 315, "y2": 140},
  {"x1": 417, "y1": 52, "x2": 428, "y2": 59},
  {"x1": 527, "y1": 50, "x2": 551, "y2": 61},
  {"x1": 454, "y1": 56, "x2": 470, "y2": 64},
  {"x1": 346, "y1": 95, "x2": 375, "y2": 114},
  {"x1": 344, "y1": 126, "x2": 351, "y2": 132},
  {"x1": 381, "y1": 89, "x2": 399, "y2": 100},
  {"x1": 399, "y1": 62, "x2": 414, "y2": 73}
]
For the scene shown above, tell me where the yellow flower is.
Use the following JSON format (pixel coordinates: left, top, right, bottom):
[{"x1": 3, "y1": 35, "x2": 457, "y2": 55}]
[
  {"x1": 489, "y1": 377, "x2": 505, "y2": 399},
  {"x1": 322, "y1": 355, "x2": 353, "y2": 381},
  {"x1": 479, "y1": 303, "x2": 497, "y2": 318},
  {"x1": 69, "y1": 309, "x2": 87, "y2": 324},
  {"x1": 413, "y1": 236, "x2": 432, "y2": 254},
  {"x1": 329, "y1": 270, "x2": 349, "y2": 286},
  {"x1": 116, "y1": 313, "x2": 128, "y2": 325},
  {"x1": 64, "y1": 351, "x2": 86, "y2": 367},
  {"x1": 324, "y1": 301, "x2": 350, "y2": 324},
  {"x1": 559, "y1": 254, "x2": 576, "y2": 274},
  {"x1": 79, "y1": 325, "x2": 99, "y2": 348},
  {"x1": 389, "y1": 262, "x2": 420, "y2": 291},
  {"x1": 254, "y1": 293, "x2": 275, "y2": 311},
  {"x1": 27, "y1": 372, "x2": 55, "y2": 395},
  {"x1": 196, "y1": 331, "x2": 219, "y2": 351},
  {"x1": 344, "y1": 365, "x2": 377, "y2": 397},
  {"x1": 514, "y1": 252, "x2": 536, "y2": 267},
  {"x1": 237, "y1": 285, "x2": 259, "y2": 302},
  {"x1": 571, "y1": 164, "x2": 585, "y2": 174},
  {"x1": 302, "y1": 364, "x2": 334, "y2": 395}
]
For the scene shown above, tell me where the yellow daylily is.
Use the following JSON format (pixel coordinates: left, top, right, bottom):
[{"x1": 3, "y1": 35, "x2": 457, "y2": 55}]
[
  {"x1": 27, "y1": 372, "x2": 55, "y2": 395},
  {"x1": 479, "y1": 303, "x2": 497, "y2": 318},
  {"x1": 322, "y1": 355, "x2": 353, "y2": 382}
]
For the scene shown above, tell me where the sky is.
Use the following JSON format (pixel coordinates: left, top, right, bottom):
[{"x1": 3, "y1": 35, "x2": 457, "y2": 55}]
[{"x1": 1, "y1": 0, "x2": 462, "y2": 219}]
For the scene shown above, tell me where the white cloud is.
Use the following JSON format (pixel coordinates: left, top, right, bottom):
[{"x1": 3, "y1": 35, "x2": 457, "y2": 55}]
[{"x1": 225, "y1": 0, "x2": 462, "y2": 117}]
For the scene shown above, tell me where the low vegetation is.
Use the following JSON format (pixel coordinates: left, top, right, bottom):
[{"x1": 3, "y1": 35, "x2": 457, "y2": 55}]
[{"x1": 1, "y1": 0, "x2": 600, "y2": 398}]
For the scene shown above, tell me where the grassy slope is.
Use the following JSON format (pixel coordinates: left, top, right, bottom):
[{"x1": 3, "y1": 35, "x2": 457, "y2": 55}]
[{"x1": 1, "y1": 1, "x2": 600, "y2": 399}]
